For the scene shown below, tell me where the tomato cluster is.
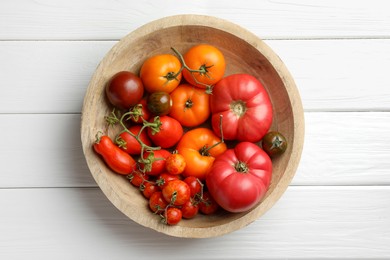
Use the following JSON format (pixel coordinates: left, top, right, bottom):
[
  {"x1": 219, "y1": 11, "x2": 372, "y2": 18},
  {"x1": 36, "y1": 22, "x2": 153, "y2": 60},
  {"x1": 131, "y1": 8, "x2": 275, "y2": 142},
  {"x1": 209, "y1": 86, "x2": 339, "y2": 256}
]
[{"x1": 94, "y1": 44, "x2": 288, "y2": 225}]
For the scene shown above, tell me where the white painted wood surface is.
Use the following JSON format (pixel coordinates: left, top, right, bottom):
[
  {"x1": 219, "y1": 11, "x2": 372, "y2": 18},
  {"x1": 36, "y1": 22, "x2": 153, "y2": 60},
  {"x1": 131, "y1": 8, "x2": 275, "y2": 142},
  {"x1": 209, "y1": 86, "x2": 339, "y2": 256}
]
[{"x1": 1, "y1": 0, "x2": 389, "y2": 259}]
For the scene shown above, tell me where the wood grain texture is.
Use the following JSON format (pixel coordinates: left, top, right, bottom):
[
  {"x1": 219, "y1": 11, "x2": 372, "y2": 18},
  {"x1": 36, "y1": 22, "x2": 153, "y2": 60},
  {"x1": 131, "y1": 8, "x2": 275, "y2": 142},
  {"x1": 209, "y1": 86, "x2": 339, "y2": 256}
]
[
  {"x1": 0, "y1": 187, "x2": 388, "y2": 259},
  {"x1": 1, "y1": 39, "x2": 389, "y2": 113},
  {"x1": 1, "y1": 0, "x2": 390, "y2": 40}
]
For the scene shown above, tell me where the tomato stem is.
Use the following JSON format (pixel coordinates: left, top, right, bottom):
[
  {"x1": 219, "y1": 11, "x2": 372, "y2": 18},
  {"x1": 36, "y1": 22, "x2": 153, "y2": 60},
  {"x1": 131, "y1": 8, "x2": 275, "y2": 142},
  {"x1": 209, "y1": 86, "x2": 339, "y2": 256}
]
[
  {"x1": 170, "y1": 47, "x2": 214, "y2": 93},
  {"x1": 199, "y1": 114, "x2": 224, "y2": 156}
]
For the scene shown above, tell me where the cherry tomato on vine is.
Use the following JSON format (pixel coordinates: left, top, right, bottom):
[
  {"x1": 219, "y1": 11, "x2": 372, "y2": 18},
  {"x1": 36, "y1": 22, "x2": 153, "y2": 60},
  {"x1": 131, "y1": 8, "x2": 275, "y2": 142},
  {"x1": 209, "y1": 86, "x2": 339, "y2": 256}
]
[
  {"x1": 130, "y1": 97, "x2": 152, "y2": 124},
  {"x1": 93, "y1": 135, "x2": 137, "y2": 175},
  {"x1": 140, "y1": 54, "x2": 182, "y2": 93},
  {"x1": 140, "y1": 149, "x2": 171, "y2": 176},
  {"x1": 181, "y1": 200, "x2": 199, "y2": 219},
  {"x1": 149, "y1": 191, "x2": 168, "y2": 214},
  {"x1": 116, "y1": 125, "x2": 152, "y2": 155},
  {"x1": 182, "y1": 44, "x2": 226, "y2": 89},
  {"x1": 156, "y1": 172, "x2": 180, "y2": 190},
  {"x1": 169, "y1": 84, "x2": 211, "y2": 127},
  {"x1": 198, "y1": 191, "x2": 219, "y2": 215},
  {"x1": 176, "y1": 128, "x2": 227, "y2": 180},
  {"x1": 165, "y1": 153, "x2": 186, "y2": 175},
  {"x1": 105, "y1": 71, "x2": 144, "y2": 110},
  {"x1": 147, "y1": 116, "x2": 183, "y2": 149},
  {"x1": 164, "y1": 207, "x2": 182, "y2": 225},
  {"x1": 127, "y1": 170, "x2": 149, "y2": 187},
  {"x1": 142, "y1": 182, "x2": 159, "y2": 199},
  {"x1": 162, "y1": 179, "x2": 190, "y2": 206},
  {"x1": 183, "y1": 176, "x2": 202, "y2": 198}
]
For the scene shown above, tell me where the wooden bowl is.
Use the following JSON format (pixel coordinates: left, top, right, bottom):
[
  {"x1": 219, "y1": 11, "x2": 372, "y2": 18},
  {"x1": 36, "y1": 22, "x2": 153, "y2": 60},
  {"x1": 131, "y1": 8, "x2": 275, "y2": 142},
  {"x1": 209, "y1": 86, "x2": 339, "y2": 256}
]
[{"x1": 81, "y1": 15, "x2": 304, "y2": 238}]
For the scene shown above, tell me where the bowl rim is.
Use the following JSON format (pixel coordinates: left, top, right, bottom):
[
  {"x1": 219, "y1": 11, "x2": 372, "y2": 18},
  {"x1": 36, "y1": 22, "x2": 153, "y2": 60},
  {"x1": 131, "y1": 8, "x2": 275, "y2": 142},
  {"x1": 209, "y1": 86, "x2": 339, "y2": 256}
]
[{"x1": 81, "y1": 14, "x2": 305, "y2": 238}]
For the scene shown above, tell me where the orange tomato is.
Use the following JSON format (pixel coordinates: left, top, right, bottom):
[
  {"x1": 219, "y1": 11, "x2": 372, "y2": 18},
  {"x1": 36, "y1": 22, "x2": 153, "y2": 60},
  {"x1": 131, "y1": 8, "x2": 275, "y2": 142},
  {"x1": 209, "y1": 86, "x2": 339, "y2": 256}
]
[
  {"x1": 169, "y1": 84, "x2": 210, "y2": 127},
  {"x1": 140, "y1": 54, "x2": 182, "y2": 93},
  {"x1": 176, "y1": 128, "x2": 227, "y2": 180},
  {"x1": 182, "y1": 44, "x2": 226, "y2": 89}
]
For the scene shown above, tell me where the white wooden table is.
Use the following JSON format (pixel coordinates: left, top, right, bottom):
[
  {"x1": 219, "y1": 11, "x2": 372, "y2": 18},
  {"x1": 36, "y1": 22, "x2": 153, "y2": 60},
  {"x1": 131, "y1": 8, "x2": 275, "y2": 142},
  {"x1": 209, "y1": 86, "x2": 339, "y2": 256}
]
[{"x1": 1, "y1": 1, "x2": 389, "y2": 259}]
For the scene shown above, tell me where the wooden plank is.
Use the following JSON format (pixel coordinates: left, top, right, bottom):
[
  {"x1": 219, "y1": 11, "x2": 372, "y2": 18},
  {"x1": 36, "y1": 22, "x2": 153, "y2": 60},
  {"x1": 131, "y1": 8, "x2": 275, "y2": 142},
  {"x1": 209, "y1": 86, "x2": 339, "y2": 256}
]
[
  {"x1": 0, "y1": 186, "x2": 388, "y2": 259},
  {"x1": 1, "y1": 39, "x2": 389, "y2": 113},
  {"x1": 0, "y1": 0, "x2": 389, "y2": 40},
  {"x1": 1, "y1": 112, "x2": 390, "y2": 188}
]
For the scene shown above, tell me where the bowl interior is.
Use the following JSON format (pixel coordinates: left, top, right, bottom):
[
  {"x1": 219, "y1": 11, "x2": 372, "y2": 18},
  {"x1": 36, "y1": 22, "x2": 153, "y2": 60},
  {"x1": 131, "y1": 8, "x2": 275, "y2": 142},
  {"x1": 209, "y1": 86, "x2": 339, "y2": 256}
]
[{"x1": 81, "y1": 15, "x2": 304, "y2": 238}]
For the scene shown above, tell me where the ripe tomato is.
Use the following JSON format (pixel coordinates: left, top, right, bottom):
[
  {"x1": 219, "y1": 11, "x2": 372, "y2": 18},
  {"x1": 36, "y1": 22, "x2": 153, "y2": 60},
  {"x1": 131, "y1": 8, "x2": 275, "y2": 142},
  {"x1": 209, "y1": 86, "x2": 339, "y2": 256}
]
[
  {"x1": 142, "y1": 182, "x2": 159, "y2": 199},
  {"x1": 156, "y1": 172, "x2": 180, "y2": 190},
  {"x1": 206, "y1": 142, "x2": 272, "y2": 213},
  {"x1": 105, "y1": 71, "x2": 144, "y2": 110},
  {"x1": 176, "y1": 128, "x2": 227, "y2": 180},
  {"x1": 116, "y1": 125, "x2": 152, "y2": 155},
  {"x1": 130, "y1": 97, "x2": 152, "y2": 124},
  {"x1": 165, "y1": 153, "x2": 186, "y2": 175},
  {"x1": 164, "y1": 207, "x2": 182, "y2": 225},
  {"x1": 149, "y1": 191, "x2": 168, "y2": 214},
  {"x1": 127, "y1": 170, "x2": 149, "y2": 187},
  {"x1": 183, "y1": 176, "x2": 202, "y2": 198},
  {"x1": 147, "y1": 92, "x2": 172, "y2": 116},
  {"x1": 198, "y1": 191, "x2": 219, "y2": 215},
  {"x1": 169, "y1": 84, "x2": 211, "y2": 127},
  {"x1": 181, "y1": 200, "x2": 199, "y2": 219},
  {"x1": 262, "y1": 131, "x2": 288, "y2": 157},
  {"x1": 93, "y1": 135, "x2": 137, "y2": 175},
  {"x1": 147, "y1": 116, "x2": 183, "y2": 149},
  {"x1": 140, "y1": 149, "x2": 171, "y2": 176},
  {"x1": 182, "y1": 44, "x2": 225, "y2": 89},
  {"x1": 140, "y1": 54, "x2": 182, "y2": 93},
  {"x1": 210, "y1": 74, "x2": 273, "y2": 142},
  {"x1": 162, "y1": 179, "x2": 190, "y2": 206}
]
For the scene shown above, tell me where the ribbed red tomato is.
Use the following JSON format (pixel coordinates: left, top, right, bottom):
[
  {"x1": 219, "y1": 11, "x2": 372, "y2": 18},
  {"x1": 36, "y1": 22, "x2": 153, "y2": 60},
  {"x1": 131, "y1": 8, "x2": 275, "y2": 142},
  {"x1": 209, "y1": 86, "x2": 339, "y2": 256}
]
[
  {"x1": 210, "y1": 74, "x2": 273, "y2": 142},
  {"x1": 206, "y1": 142, "x2": 272, "y2": 213}
]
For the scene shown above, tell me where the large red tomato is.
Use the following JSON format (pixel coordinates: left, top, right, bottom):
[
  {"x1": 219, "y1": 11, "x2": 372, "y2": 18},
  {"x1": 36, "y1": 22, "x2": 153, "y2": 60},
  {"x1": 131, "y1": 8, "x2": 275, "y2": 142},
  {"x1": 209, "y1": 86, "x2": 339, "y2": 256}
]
[
  {"x1": 206, "y1": 142, "x2": 272, "y2": 213},
  {"x1": 210, "y1": 74, "x2": 273, "y2": 142}
]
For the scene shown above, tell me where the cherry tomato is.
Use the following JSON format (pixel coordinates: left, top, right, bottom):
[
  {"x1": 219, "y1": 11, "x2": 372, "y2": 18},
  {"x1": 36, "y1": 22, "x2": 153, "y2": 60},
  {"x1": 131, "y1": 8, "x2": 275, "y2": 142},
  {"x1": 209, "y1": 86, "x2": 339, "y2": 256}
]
[
  {"x1": 165, "y1": 207, "x2": 182, "y2": 225},
  {"x1": 165, "y1": 153, "x2": 186, "y2": 175},
  {"x1": 140, "y1": 149, "x2": 171, "y2": 176},
  {"x1": 183, "y1": 176, "x2": 202, "y2": 198},
  {"x1": 142, "y1": 182, "x2": 159, "y2": 199},
  {"x1": 147, "y1": 116, "x2": 183, "y2": 149},
  {"x1": 147, "y1": 92, "x2": 172, "y2": 116},
  {"x1": 169, "y1": 84, "x2": 211, "y2": 127},
  {"x1": 116, "y1": 125, "x2": 152, "y2": 155},
  {"x1": 162, "y1": 179, "x2": 190, "y2": 206},
  {"x1": 156, "y1": 172, "x2": 180, "y2": 190},
  {"x1": 182, "y1": 44, "x2": 225, "y2": 89},
  {"x1": 262, "y1": 131, "x2": 288, "y2": 157},
  {"x1": 93, "y1": 135, "x2": 137, "y2": 175},
  {"x1": 140, "y1": 54, "x2": 182, "y2": 93},
  {"x1": 181, "y1": 200, "x2": 199, "y2": 219},
  {"x1": 127, "y1": 170, "x2": 149, "y2": 187},
  {"x1": 176, "y1": 128, "x2": 227, "y2": 180},
  {"x1": 206, "y1": 142, "x2": 272, "y2": 213},
  {"x1": 198, "y1": 191, "x2": 219, "y2": 215},
  {"x1": 130, "y1": 97, "x2": 152, "y2": 124},
  {"x1": 149, "y1": 191, "x2": 168, "y2": 214},
  {"x1": 105, "y1": 71, "x2": 144, "y2": 110}
]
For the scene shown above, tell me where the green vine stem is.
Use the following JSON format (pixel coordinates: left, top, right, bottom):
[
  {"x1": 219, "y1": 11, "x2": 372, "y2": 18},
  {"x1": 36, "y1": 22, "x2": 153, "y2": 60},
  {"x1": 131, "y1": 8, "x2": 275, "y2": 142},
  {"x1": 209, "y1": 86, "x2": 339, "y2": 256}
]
[
  {"x1": 170, "y1": 47, "x2": 214, "y2": 94},
  {"x1": 200, "y1": 114, "x2": 224, "y2": 156}
]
